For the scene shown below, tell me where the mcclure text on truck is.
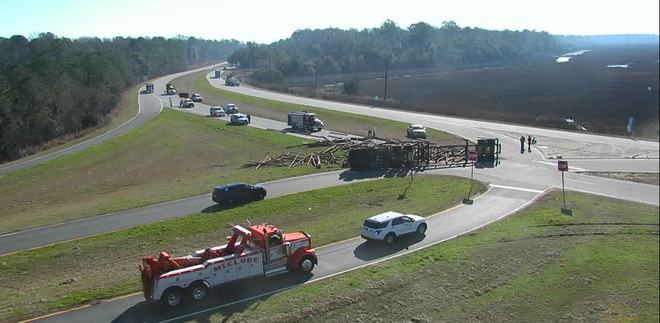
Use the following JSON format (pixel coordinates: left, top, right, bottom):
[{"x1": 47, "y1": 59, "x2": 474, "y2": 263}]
[{"x1": 139, "y1": 223, "x2": 318, "y2": 307}]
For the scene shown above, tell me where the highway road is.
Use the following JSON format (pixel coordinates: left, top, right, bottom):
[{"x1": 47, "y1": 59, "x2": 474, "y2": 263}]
[
  {"x1": 0, "y1": 64, "x2": 226, "y2": 176},
  {"x1": 31, "y1": 187, "x2": 545, "y2": 323},
  {"x1": 6, "y1": 66, "x2": 657, "y2": 323},
  {"x1": 206, "y1": 71, "x2": 660, "y2": 161}
]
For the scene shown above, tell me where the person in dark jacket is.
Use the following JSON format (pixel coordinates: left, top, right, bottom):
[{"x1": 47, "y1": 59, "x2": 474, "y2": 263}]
[
  {"x1": 520, "y1": 135, "x2": 525, "y2": 153},
  {"x1": 246, "y1": 114, "x2": 251, "y2": 124},
  {"x1": 527, "y1": 135, "x2": 532, "y2": 152}
]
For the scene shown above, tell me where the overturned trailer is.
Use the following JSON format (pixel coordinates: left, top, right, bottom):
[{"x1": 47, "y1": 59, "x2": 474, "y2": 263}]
[{"x1": 347, "y1": 139, "x2": 500, "y2": 171}]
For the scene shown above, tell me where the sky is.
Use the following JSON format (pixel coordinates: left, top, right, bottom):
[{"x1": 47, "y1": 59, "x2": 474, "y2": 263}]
[{"x1": 1, "y1": 0, "x2": 658, "y2": 44}]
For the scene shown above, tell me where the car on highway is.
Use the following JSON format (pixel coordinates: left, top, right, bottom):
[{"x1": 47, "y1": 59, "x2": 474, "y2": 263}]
[
  {"x1": 361, "y1": 211, "x2": 427, "y2": 245},
  {"x1": 210, "y1": 106, "x2": 226, "y2": 117},
  {"x1": 407, "y1": 124, "x2": 427, "y2": 139},
  {"x1": 212, "y1": 182, "x2": 266, "y2": 205},
  {"x1": 191, "y1": 93, "x2": 203, "y2": 102},
  {"x1": 225, "y1": 103, "x2": 238, "y2": 114},
  {"x1": 230, "y1": 113, "x2": 249, "y2": 125},
  {"x1": 179, "y1": 98, "x2": 195, "y2": 108},
  {"x1": 225, "y1": 78, "x2": 240, "y2": 86}
]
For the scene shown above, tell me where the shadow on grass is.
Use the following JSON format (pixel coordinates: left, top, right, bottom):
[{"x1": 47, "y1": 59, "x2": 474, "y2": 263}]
[
  {"x1": 201, "y1": 203, "x2": 245, "y2": 214},
  {"x1": 111, "y1": 273, "x2": 314, "y2": 323},
  {"x1": 353, "y1": 233, "x2": 426, "y2": 261},
  {"x1": 225, "y1": 122, "x2": 249, "y2": 127}
]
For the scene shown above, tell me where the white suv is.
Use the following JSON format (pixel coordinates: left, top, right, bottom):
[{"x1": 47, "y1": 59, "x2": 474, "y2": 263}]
[
  {"x1": 361, "y1": 211, "x2": 427, "y2": 245},
  {"x1": 407, "y1": 124, "x2": 427, "y2": 139}
]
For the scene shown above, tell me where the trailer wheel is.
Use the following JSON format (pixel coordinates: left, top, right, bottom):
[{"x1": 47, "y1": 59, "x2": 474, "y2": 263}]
[
  {"x1": 299, "y1": 256, "x2": 315, "y2": 273},
  {"x1": 189, "y1": 282, "x2": 207, "y2": 301},
  {"x1": 162, "y1": 288, "x2": 183, "y2": 308}
]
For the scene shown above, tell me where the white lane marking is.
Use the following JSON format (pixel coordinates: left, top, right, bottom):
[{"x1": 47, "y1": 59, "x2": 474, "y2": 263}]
[
  {"x1": 532, "y1": 160, "x2": 589, "y2": 172},
  {"x1": 490, "y1": 185, "x2": 544, "y2": 193},
  {"x1": 0, "y1": 86, "x2": 144, "y2": 172},
  {"x1": 565, "y1": 178, "x2": 594, "y2": 185},
  {"x1": 157, "y1": 95, "x2": 163, "y2": 114},
  {"x1": 157, "y1": 188, "x2": 551, "y2": 323}
]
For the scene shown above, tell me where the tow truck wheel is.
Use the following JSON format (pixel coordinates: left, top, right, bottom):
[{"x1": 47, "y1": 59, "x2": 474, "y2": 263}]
[
  {"x1": 162, "y1": 288, "x2": 183, "y2": 308},
  {"x1": 299, "y1": 256, "x2": 315, "y2": 273},
  {"x1": 189, "y1": 282, "x2": 207, "y2": 301}
]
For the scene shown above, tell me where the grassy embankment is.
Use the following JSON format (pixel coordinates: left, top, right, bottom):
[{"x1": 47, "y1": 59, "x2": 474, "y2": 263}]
[
  {"x1": 0, "y1": 176, "x2": 486, "y2": 322},
  {"x1": 0, "y1": 109, "x2": 336, "y2": 234},
  {"x1": 580, "y1": 172, "x2": 659, "y2": 186},
  {"x1": 1, "y1": 73, "x2": 460, "y2": 234},
  {"x1": 194, "y1": 191, "x2": 659, "y2": 323},
  {"x1": 171, "y1": 70, "x2": 461, "y2": 144},
  {"x1": 0, "y1": 83, "x2": 141, "y2": 168}
]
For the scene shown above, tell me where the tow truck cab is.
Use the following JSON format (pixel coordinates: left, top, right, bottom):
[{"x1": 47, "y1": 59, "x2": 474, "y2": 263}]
[{"x1": 139, "y1": 223, "x2": 317, "y2": 307}]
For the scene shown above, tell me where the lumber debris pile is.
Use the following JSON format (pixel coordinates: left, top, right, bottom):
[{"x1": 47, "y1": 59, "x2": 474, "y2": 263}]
[
  {"x1": 243, "y1": 136, "x2": 373, "y2": 170},
  {"x1": 427, "y1": 145, "x2": 469, "y2": 165}
]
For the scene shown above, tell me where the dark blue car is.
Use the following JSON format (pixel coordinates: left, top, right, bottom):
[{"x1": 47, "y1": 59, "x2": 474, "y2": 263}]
[{"x1": 212, "y1": 182, "x2": 266, "y2": 205}]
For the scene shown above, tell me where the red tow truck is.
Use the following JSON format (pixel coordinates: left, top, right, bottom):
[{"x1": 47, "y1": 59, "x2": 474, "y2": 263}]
[{"x1": 139, "y1": 223, "x2": 318, "y2": 307}]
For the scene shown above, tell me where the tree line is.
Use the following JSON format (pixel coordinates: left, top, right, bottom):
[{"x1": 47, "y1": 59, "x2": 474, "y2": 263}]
[
  {"x1": 0, "y1": 33, "x2": 244, "y2": 162},
  {"x1": 228, "y1": 20, "x2": 560, "y2": 81}
]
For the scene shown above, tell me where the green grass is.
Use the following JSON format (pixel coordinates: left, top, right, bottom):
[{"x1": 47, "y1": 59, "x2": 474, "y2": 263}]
[
  {"x1": 0, "y1": 108, "x2": 336, "y2": 233},
  {"x1": 197, "y1": 191, "x2": 659, "y2": 323},
  {"x1": 0, "y1": 175, "x2": 484, "y2": 322},
  {"x1": 172, "y1": 70, "x2": 459, "y2": 143}
]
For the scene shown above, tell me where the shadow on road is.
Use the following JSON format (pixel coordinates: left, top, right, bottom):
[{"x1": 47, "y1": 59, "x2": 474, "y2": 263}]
[
  {"x1": 353, "y1": 234, "x2": 425, "y2": 261},
  {"x1": 338, "y1": 168, "x2": 410, "y2": 181},
  {"x1": 112, "y1": 273, "x2": 314, "y2": 323},
  {"x1": 475, "y1": 161, "x2": 497, "y2": 169}
]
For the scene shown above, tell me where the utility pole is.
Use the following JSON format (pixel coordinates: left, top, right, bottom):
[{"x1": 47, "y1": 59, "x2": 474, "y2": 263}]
[{"x1": 383, "y1": 56, "x2": 389, "y2": 101}]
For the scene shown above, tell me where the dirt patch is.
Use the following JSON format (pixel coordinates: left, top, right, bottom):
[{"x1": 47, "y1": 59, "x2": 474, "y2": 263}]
[{"x1": 580, "y1": 172, "x2": 659, "y2": 186}]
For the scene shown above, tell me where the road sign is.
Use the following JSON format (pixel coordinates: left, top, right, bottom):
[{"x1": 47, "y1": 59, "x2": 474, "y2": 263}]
[
  {"x1": 558, "y1": 160, "x2": 568, "y2": 172},
  {"x1": 468, "y1": 151, "x2": 478, "y2": 162}
]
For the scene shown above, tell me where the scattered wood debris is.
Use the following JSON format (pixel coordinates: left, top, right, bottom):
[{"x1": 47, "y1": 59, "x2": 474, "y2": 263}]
[{"x1": 244, "y1": 137, "x2": 373, "y2": 169}]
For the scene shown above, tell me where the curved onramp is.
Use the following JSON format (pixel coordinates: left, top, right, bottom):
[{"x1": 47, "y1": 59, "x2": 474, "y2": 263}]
[
  {"x1": 0, "y1": 64, "x2": 226, "y2": 176},
  {"x1": 9, "y1": 66, "x2": 660, "y2": 323}
]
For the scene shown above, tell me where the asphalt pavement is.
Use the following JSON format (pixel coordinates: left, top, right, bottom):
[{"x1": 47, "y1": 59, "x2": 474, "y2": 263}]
[
  {"x1": 7, "y1": 65, "x2": 658, "y2": 323},
  {"x1": 32, "y1": 187, "x2": 542, "y2": 323}
]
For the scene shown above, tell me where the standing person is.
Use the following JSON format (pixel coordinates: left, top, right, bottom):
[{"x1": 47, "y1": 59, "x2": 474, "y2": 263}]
[
  {"x1": 520, "y1": 135, "x2": 525, "y2": 153},
  {"x1": 527, "y1": 135, "x2": 532, "y2": 152},
  {"x1": 246, "y1": 114, "x2": 251, "y2": 124}
]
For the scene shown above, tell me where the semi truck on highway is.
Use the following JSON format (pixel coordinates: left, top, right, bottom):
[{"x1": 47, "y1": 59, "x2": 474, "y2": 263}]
[
  {"x1": 165, "y1": 83, "x2": 176, "y2": 95},
  {"x1": 288, "y1": 112, "x2": 324, "y2": 132},
  {"x1": 139, "y1": 223, "x2": 318, "y2": 308}
]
